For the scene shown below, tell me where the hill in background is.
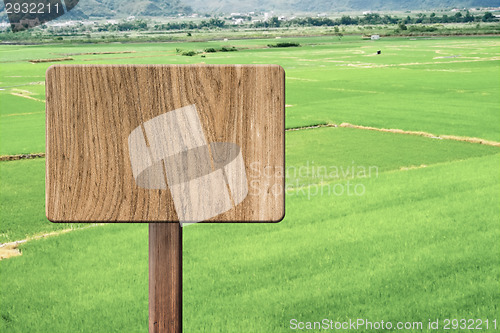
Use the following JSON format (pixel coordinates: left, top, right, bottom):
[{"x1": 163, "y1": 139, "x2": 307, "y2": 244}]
[
  {"x1": 71, "y1": 0, "x2": 193, "y2": 18},
  {"x1": 190, "y1": 0, "x2": 499, "y2": 12},
  {"x1": 0, "y1": 0, "x2": 498, "y2": 21},
  {"x1": 0, "y1": 0, "x2": 192, "y2": 21}
]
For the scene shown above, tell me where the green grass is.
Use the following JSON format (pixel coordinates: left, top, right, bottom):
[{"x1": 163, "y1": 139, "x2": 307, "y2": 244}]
[
  {"x1": 0, "y1": 112, "x2": 45, "y2": 155},
  {"x1": 0, "y1": 223, "x2": 149, "y2": 333},
  {"x1": 184, "y1": 154, "x2": 500, "y2": 333},
  {"x1": 286, "y1": 127, "x2": 499, "y2": 187},
  {"x1": 283, "y1": 38, "x2": 500, "y2": 140},
  {"x1": 0, "y1": 36, "x2": 499, "y2": 156},
  {"x1": 0, "y1": 158, "x2": 85, "y2": 243},
  {"x1": 1, "y1": 153, "x2": 498, "y2": 332},
  {"x1": 0, "y1": 94, "x2": 45, "y2": 117}
]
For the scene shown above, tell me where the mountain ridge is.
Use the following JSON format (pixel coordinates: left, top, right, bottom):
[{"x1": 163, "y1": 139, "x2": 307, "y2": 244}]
[
  {"x1": 1, "y1": 0, "x2": 498, "y2": 21},
  {"x1": 189, "y1": 0, "x2": 500, "y2": 12}
]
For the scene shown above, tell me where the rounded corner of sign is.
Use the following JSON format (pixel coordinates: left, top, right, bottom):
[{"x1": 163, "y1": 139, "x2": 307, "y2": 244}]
[
  {"x1": 274, "y1": 64, "x2": 286, "y2": 76},
  {"x1": 270, "y1": 208, "x2": 285, "y2": 223},
  {"x1": 46, "y1": 212, "x2": 61, "y2": 223},
  {"x1": 45, "y1": 65, "x2": 58, "y2": 80}
]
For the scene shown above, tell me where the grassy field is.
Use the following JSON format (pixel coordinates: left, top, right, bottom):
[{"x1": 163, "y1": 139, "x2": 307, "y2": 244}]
[
  {"x1": 1, "y1": 35, "x2": 499, "y2": 155},
  {"x1": 0, "y1": 33, "x2": 499, "y2": 332},
  {"x1": 1, "y1": 147, "x2": 498, "y2": 332}
]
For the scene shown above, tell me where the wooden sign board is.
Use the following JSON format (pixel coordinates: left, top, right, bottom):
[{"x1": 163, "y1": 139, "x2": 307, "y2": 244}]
[{"x1": 46, "y1": 65, "x2": 285, "y2": 223}]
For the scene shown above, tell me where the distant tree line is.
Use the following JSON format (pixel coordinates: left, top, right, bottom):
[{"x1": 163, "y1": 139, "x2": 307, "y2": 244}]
[
  {"x1": 91, "y1": 17, "x2": 226, "y2": 33},
  {"x1": 89, "y1": 11, "x2": 497, "y2": 33},
  {"x1": 254, "y1": 11, "x2": 497, "y2": 28},
  {"x1": 153, "y1": 18, "x2": 225, "y2": 30},
  {"x1": 96, "y1": 20, "x2": 148, "y2": 32}
]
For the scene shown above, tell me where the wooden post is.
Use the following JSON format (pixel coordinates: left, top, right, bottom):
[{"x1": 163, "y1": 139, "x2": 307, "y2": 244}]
[{"x1": 149, "y1": 223, "x2": 182, "y2": 333}]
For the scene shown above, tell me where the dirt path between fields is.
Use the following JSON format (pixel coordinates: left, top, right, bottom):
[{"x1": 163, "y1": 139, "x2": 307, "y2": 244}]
[
  {"x1": 0, "y1": 224, "x2": 105, "y2": 260},
  {"x1": 0, "y1": 153, "x2": 45, "y2": 161},
  {"x1": 285, "y1": 123, "x2": 500, "y2": 147},
  {"x1": 337, "y1": 122, "x2": 500, "y2": 147}
]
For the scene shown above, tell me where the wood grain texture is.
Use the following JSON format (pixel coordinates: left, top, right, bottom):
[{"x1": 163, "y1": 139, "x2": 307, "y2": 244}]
[
  {"x1": 46, "y1": 65, "x2": 285, "y2": 222},
  {"x1": 149, "y1": 223, "x2": 182, "y2": 333}
]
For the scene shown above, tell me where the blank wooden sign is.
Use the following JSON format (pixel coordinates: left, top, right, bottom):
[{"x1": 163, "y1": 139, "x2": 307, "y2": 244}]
[{"x1": 46, "y1": 65, "x2": 285, "y2": 223}]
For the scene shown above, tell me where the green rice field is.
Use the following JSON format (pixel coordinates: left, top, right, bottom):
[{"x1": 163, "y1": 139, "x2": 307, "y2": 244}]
[{"x1": 0, "y1": 34, "x2": 499, "y2": 332}]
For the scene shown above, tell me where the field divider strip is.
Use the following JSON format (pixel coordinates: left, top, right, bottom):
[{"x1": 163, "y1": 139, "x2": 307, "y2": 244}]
[
  {"x1": 286, "y1": 123, "x2": 336, "y2": 131},
  {"x1": 10, "y1": 92, "x2": 45, "y2": 103},
  {"x1": 338, "y1": 122, "x2": 500, "y2": 147},
  {"x1": 286, "y1": 122, "x2": 500, "y2": 147},
  {"x1": 0, "y1": 153, "x2": 45, "y2": 161},
  {"x1": 0, "y1": 223, "x2": 107, "y2": 260},
  {"x1": 2, "y1": 111, "x2": 45, "y2": 117}
]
